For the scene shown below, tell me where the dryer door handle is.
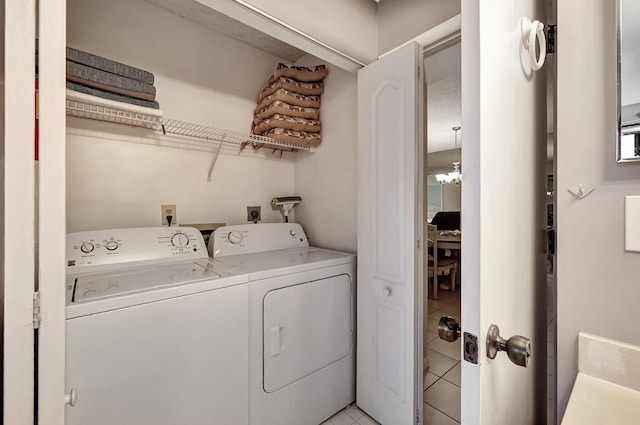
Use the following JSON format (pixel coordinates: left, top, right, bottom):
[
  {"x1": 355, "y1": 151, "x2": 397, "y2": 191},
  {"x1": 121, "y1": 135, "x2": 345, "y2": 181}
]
[{"x1": 269, "y1": 325, "x2": 283, "y2": 357}]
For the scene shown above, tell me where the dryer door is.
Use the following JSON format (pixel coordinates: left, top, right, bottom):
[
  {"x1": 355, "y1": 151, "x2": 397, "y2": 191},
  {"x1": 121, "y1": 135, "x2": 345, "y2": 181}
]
[{"x1": 263, "y1": 274, "x2": 352, "y2": 393}]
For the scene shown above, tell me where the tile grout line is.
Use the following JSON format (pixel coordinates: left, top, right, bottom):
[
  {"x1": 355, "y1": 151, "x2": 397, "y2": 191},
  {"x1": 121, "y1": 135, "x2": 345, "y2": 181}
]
[
  {"x1": 424, "y1": 401, "x2": 461, "y2": 424},
  {"x1": 430, "y1": 358, "x2": 459, "y2": 379}
]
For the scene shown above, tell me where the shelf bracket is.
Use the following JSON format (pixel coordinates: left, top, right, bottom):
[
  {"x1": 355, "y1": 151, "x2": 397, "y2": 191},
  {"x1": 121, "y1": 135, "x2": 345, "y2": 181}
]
[{"x1": 207, "y1": 138, "x2": 225, "y2": 182}]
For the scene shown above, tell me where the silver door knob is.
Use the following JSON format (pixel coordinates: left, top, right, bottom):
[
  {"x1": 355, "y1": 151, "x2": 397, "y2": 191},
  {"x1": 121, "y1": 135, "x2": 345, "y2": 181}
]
[
  {"x1": 65, "y1": 388, "x2": 78, "y2": 407},
  {"x1": 486, "y1": 324, "x2": 531, "y2": 367},
  {"x1": 438, "y1": 316, "x2": 461, "y2": 342},
  {"x1": 383, "y1": 287, "x2": 392, "y2": 296}
]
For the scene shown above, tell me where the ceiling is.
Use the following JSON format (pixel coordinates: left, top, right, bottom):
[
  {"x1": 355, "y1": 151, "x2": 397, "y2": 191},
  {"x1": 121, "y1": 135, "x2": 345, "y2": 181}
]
[
  {"x1": 145, "y1": 0, "x2": 307, "y2": 62},
  {"x1": 425, "y1": 42, "x2": 462, "y2": 153}
]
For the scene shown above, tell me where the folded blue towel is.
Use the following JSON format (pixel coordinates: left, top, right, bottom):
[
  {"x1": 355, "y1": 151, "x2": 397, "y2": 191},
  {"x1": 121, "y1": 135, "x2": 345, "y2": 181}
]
[
  {"x1": 66, "y1": 81, "x2": 160, "y2": 109},
  {"x1": 67, "y1": 47, "x2": 154, "y2": 85},
  {"x1": 67, "y1": 61, "x2": 156, "y2": 101}
]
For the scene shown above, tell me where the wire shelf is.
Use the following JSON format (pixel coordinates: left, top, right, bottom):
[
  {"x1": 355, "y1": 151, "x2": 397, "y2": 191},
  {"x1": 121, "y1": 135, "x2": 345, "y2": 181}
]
[
  {"x1": 65, "y1": 98, "x2": 314, "y2": 152},
  {"x1": 66, "y1": 99, "x2": 161, "y2": 129}
]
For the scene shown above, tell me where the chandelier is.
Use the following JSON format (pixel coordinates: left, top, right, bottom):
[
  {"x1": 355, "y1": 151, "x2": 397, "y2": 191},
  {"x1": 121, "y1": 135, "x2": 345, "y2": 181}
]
[{"x1": 436, "y1": 126, "x2": 462, "y2": 185}]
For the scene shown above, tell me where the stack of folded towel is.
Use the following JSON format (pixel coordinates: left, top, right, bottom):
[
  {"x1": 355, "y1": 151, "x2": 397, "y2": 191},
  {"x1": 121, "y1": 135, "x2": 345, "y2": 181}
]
[
  {"x1": 250, "y1": 63, "x2": 328, "y2": 147},
  {"x1": 66, "y1": 47, "x2": 159, "y2": 109}
]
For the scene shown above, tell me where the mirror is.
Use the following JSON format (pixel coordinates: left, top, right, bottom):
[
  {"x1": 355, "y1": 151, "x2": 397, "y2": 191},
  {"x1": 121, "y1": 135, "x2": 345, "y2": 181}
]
[{"x1": 618, "y1": 0, "x2": 640, "y2": 162}]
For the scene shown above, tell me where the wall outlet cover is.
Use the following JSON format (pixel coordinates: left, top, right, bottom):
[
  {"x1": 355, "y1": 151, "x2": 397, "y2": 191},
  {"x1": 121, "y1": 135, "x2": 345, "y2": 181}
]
[
  {"x1": 162, "y1": 204, "x2": 177, "y2": 226},
  {"x1": 247, "y1": 206, "x2": 261, "y2": 222}
]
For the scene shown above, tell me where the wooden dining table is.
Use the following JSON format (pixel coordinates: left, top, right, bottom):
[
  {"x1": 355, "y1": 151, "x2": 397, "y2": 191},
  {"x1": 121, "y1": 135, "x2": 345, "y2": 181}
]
[
  {"x1": 436, "y1": 231, "x2": 461, "y2": 250},
  {"x1": 436, "y1": 231, "x2": 461, "y2": 286}
]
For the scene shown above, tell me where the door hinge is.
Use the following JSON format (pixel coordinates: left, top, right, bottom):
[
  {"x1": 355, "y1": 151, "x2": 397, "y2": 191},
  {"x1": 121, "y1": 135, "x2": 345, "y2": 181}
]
[
  {"x1": 33, "y1": 291, "x2": 41, "y2": 330},
  {"x1": 546, "y1": 24, "x2": 556, "y2": 54},
  {"x1": 417, "y1": 237, "x2": 421, "y2": 250},
  {"x1": 416, "y1": 407, "x2": 420, "y2": 424}
]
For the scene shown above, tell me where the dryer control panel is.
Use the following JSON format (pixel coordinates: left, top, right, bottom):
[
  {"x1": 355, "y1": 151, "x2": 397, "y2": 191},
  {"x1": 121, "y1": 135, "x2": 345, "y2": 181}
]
[
  {"x1": 210, "y1": 223, "x2": 309, "y2": 257},
  {"x1": 67, "y1": 227, "x2": 208, "y2": 274}
]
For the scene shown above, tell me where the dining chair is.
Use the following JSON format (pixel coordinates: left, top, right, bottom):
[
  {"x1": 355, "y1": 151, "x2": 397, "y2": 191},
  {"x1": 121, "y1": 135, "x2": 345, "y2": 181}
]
[{"x1": 427, "y1": 223, "x2": 458, "y2": 300}]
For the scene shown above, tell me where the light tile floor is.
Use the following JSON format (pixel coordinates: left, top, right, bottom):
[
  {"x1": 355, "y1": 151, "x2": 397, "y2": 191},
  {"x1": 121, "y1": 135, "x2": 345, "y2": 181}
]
[
  {"x1": 425, "y1": 286, "x2": 462, "y2": 424},
  {"x1": 321, "y1": 404, "x2": 380, "y2": 425},
  {"x1": 325, "y1": 275, "x2": 555, "y2": 425}
]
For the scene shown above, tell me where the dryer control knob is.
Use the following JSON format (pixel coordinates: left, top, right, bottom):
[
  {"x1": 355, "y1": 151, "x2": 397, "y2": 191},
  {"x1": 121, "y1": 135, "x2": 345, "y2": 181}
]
[
  {"x1": 104, "y1": 240, "x2": 119, "y2": 251},
  {"x1": 227, "y1": 231, "x2": 243, "y2": 245},
  {"x1": 290, "y1": 229, "x2": 297, "y2": 237},
  {"x1": 80, "y1": 242, "x2": 94, "y2": 253}
]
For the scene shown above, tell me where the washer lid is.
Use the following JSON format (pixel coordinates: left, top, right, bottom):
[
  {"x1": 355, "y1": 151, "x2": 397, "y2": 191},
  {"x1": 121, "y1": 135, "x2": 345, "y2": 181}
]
[
  {"x1": 69, "y1": 260, "x2": 221, "y2": 304},
  {"x1": 214, "y1": 247, "x2": 355, "y2": 280}
]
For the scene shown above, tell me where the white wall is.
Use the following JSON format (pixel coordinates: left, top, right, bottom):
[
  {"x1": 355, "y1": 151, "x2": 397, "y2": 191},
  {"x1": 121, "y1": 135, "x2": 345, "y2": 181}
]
[
  {"x1": 442, "y1": 184, "x2": 461, "y2": 211},
  {"x1": 377, "y1": 0, "x2": 460, "y2": 55},
  {"x1": 66, "y1": 123, "x2": 294, "y2": 231},
  {"x1": 66, "y1": 0, "x2": 295, "y2": 231},
  {"x1": 292, "y1": 57, "x2": 358, "y2": 253},
  {"x1": 557, "y1": 0, "x2": 640, "y2": 419},
  {"x1": 244, "y1": 0, "x2": 378, "y2": 64}
]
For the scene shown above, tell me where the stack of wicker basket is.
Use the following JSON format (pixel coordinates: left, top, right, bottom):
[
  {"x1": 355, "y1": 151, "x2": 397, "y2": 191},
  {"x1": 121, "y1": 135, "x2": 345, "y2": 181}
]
[{"x1": 251, "y1": 63, "x2": 328, "y2": 148}]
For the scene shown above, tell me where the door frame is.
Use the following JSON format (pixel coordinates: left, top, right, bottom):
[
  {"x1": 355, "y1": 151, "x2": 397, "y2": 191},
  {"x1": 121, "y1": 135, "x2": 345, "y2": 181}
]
[
  {"x1": 3, "y1": 0, "x2": 37, "y2": 424},
  {"x1": 365, "y1": 16, "x2": 462, "y2": 424},
  {"x1": 386, "y1": 15, "x2": 463, "y2": 423},
  {"x1": 37, "y1": 0, "x2": 68, "y2": 424}
]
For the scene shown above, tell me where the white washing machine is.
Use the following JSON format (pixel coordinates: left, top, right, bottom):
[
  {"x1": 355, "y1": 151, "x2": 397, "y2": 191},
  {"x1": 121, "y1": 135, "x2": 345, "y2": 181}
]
[
  {"x1": 65, "y1": 227, "x2": 250, "y2": 425},
  {"x1": 209, "y1": 223, "x2": 356, "y2": 425}
]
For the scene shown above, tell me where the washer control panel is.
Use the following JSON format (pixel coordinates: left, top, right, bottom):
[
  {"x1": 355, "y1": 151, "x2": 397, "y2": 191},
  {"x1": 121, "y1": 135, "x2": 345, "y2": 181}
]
[
  {"x1": 209, "y1": 223, "x2": 309, "y2": 257},
  {"x1": 67, "y1": 227, "x2": 208, "y2": 274}
]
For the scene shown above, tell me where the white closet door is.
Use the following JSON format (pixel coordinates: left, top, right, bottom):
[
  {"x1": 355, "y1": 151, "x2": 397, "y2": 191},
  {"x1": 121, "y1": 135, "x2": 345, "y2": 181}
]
[
  {"x1": 3, "y1": 1, "x2": 37, "y2": 424},
  {"x1": 356, "y1": 42, "x2": 423, "y2": 425}
]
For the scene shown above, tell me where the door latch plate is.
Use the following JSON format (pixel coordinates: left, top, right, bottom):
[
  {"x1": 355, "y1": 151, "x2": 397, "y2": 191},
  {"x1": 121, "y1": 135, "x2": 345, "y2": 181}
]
[{"x1": 463, "y1": 332, "x2": 478, "y2": 364}]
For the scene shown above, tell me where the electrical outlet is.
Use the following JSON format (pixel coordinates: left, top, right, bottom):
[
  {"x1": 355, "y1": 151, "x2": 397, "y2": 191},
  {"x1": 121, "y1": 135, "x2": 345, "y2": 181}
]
[
  {"x1": 161, "y1": 204, "x2": 177, "y2": 226},
  {"x1": 247, "y1": 206, "x2": 261, "y2": 222}
]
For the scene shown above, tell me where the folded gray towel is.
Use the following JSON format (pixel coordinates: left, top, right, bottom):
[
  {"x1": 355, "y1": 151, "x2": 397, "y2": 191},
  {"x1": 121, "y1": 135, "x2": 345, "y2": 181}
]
[
  {"x1": 66, "y1": 81, "x2": 160, "y2": 109},
  {"x1": 67, "y1": 61, "x2": 156, "y2": 101},
  {"x1": 67, "y1": 47, "x2": 154, "y2": 85}
]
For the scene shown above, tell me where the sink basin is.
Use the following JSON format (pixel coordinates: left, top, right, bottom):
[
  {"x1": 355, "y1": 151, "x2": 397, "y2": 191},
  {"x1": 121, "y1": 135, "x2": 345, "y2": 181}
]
[{"x1": 562, "y1": 333, "x2": 640, "y2": 425}]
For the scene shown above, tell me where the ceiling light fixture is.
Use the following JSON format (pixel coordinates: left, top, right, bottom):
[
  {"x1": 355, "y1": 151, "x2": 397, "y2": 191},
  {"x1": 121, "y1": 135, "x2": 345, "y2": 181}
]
[{"x1": 436, "y1": 126, "x2": 462, "y2": 185}]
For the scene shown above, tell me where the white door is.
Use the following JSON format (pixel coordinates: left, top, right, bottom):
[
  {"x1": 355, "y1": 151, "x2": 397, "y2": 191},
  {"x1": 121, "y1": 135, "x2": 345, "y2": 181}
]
[
  {"x1": 357, "y1": 1, "x2": 547, "y2": 423},
  {"x1": 357, "y1": 42, "x2": 424, "y2": 425},
  {"x1": 461, "y1": 0, "x2": 547, "y2": 423}
]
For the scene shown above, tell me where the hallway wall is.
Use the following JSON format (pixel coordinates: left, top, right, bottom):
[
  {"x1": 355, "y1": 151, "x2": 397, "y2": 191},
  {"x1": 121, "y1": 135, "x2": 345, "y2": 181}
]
[
  {"x1": 557, "y1": 0, "x2": 640, "y2": 419},
  {"x1": 377, "y1": 0, "x2": 460, "y2": 55}
]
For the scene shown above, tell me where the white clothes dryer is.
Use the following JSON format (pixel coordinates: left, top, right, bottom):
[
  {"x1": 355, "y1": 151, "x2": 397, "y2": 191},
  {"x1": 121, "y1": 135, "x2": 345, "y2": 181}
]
[
  {"x1": 65, "y1": 227, "x2": 250, "y2": 425},
  {"x1": 209, "y1": 223, "x2": 356, "y2": 425}
]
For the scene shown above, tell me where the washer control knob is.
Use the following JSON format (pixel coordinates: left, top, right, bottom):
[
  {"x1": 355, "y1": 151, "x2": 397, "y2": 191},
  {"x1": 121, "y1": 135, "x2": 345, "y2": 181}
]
[
  {"x1": 80, "y1": 242, "x2": 94, "y2": 253},
  {"x1": 83, "y1": 289, "x2": 97, "y2": 297},
  {"x1": 171, "y1": 233, "x2": 190, "y2": 247},
  {"x1": 104, "y1": 240, "x2": 119, "y2": 251},
  {"x1": 290, "y1": 229, "x2": 297, "y2": 237},
  {"x1": 227, "y1": 231, "x2": 243, "y2": 245}
]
